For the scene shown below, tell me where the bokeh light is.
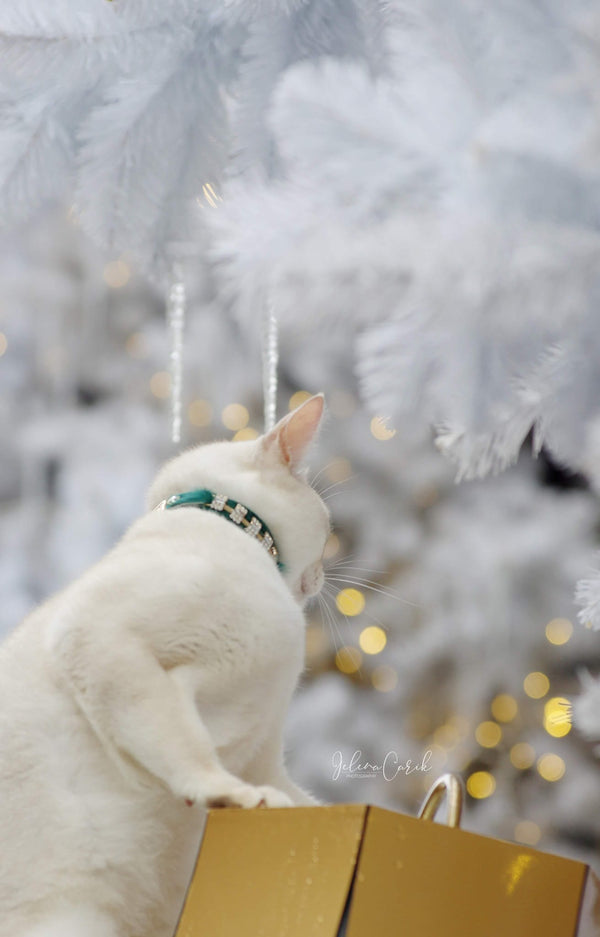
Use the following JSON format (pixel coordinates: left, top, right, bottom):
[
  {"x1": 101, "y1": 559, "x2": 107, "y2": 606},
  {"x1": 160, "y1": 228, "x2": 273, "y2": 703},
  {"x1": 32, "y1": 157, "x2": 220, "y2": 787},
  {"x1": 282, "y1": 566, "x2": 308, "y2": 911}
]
[
  {"x1": 433, "y1": 723, "x2": 460, "y2": 750},
  {"x1": 188, "y1": 399, "x2": 213, "y2": 427},
  {"x1": 543, "y1": 697, "x2": 572, "y2": 738},
  {"x1": 289, "y1": 390, "x2": 312, "y2": 410},
  {"x1": 514, "y1": 820, "x2": 541, "y2": 846},
  {"x1": 359, "y1": 625, "x2": 387, "y2": 654},
  {"x1": 324, "y1": 457, "x2": 352, "y2": 484},
  {"x1": 233, "y1": 427, "x2": 259, "y2": 441},
  {"x1": 545, "y1": 618, "x2": 573, "y2": 645},
  {"x1": 335, "y1": 588, "x2": 365, "y2": 616},
  {"x1": 103, "y1": 259, "x2": 130, "y2": 289},
  {"x1": 467, "y1": 771, "x2": 496, "y2": 799},
  {"x1": 323, "y1": 532, "x2": 341, "y2": 560},
  {"x1": 537, "y1": 753, "x2": 566, "y2": 782},
  {"x1": 371, "y1": 666, "x2": 398, "y2": 692},
  {"x1": 510, "y1": 742, "x2": 536, "y2": 770},
  {"x1": 335, "y1": 646, "x2": 362, "y2": 674},
  {"x1": 370, "y1": 416, "x2": 396, "y2": 440},
  {"x1": 222, "y1": 403, "x2": 249, "y2": 431},
  {"x1": 523, "y1": 672, "x2": 550, "y2": 699},
  {"x1": 475, "y1": 721, "x2": 502, "y2": 748},
  {"x1": 150, "y1": 371, "x2": 170, "y2": 399},
  {"x1": 491, "y1": 694, "x2": 518, "y2": 723}
]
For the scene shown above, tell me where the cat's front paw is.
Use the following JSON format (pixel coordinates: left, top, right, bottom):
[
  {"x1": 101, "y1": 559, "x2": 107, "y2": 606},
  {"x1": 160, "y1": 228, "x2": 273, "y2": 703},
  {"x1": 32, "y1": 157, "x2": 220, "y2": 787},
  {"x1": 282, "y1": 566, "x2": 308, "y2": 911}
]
[
  {"x1": 206, "y1": 780, "x2": 294, "y2": 810},
  {"x1": 252, "y1": 785, "x2": 295, "y2": 809},
  {"x1": 182, "y1": 772, "x2": 294, "y2": 809}
]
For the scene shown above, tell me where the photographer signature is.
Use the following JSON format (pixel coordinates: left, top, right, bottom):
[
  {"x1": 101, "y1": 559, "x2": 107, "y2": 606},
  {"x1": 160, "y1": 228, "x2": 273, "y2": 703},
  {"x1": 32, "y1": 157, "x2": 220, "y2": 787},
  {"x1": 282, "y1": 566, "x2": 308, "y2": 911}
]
[{"x1": 332, "y1": 749, "x2": 432, "y2": 781}]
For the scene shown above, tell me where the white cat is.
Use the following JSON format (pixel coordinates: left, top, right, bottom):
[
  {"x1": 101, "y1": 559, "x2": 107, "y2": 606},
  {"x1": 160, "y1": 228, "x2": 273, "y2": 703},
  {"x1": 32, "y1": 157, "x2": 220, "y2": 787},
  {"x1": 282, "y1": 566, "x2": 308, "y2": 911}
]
[{"x1": 0, "y1": 394, "x2": 329, "y2": 937}]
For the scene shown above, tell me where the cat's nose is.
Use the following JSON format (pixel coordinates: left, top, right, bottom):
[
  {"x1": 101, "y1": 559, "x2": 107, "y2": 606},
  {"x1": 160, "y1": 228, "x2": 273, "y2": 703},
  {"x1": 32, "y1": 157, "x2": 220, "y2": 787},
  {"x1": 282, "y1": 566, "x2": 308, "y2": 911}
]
[{"x1": 301, "y1": 563, "x2": 324, "y2": 597}]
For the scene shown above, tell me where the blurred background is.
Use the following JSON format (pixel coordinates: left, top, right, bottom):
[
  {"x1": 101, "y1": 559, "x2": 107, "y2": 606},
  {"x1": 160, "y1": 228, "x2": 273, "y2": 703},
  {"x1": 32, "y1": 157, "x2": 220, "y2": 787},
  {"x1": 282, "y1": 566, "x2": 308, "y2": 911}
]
[{"x1": 2, "y1": 203, "x2": 600, "y2": 868}]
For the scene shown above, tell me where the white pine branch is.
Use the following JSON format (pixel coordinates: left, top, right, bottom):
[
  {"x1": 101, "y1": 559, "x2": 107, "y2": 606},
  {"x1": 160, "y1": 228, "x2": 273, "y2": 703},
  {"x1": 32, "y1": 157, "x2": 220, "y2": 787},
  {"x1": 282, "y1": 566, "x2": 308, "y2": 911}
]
[
  {"x1": 576, "y1": 562, "x2": 600, "y2": 631},
  {"x1": 234, "y1": 0, "x2": 389, "y2": 174},
  {"x1": 76, "y1": 30, "x2": 229, "y2": 273}
]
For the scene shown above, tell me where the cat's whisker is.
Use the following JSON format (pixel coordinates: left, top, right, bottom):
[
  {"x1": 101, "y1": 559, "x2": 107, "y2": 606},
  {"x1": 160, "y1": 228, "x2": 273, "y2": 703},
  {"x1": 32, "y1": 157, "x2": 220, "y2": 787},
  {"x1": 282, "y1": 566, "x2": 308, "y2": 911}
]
[
  {"x1": 324, "y1": 552, "x2": 363, "y2": 570},
  {"x1": 320, "y1": 583, "x2": 353, "y2": 645},
  {"x1": 310, "y1": 461, "x2": 341, "y2": 488},
  {"x1": 317, "y1": 591, "x2": 344, "y2": 655},
  {"x1": 321, "y1": 582, "x2": 358, "y2": 637},
  {"x1": 321, "y1": 491, "x2": 350, "y2": 504},
  {"x1": 325, "y1": 575, "x2": 416, "y2": 607},
  {"x1": 327, "y1": 563, "x2": 388, "y2": 575},
  {"x1": 316, "y1": 475, "x2": 358, "y2": 498}
]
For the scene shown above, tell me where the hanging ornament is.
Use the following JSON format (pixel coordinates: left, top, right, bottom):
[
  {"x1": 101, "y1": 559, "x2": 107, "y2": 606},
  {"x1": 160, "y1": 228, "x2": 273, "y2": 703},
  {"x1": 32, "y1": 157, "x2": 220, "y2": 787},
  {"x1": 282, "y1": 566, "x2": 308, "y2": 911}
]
[
  {"x1": 167, "y1": 262, "x2": 186, "y2": 444},
  {"x1": 262, "y1": 294, "x2": 279, "y2": 433}
]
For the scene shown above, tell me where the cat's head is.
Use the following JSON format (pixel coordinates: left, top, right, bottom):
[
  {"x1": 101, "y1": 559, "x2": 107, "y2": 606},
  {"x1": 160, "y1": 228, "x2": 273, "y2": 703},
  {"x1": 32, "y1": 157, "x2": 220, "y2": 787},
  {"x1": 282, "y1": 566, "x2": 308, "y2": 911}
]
[{"x1": 147, "y1": 395, "x2": 330, "y2": 604}]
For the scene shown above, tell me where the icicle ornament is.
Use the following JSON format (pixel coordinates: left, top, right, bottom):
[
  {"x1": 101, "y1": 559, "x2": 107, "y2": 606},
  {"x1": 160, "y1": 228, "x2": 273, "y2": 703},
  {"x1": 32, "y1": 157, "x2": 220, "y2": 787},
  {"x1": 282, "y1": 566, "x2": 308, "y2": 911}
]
[
  {"x1": 261, "y1": 296, "x2": 279, "y2": 432},
  {"x1": 167, "y1": 263, "x2": 186, "y2": 444}
]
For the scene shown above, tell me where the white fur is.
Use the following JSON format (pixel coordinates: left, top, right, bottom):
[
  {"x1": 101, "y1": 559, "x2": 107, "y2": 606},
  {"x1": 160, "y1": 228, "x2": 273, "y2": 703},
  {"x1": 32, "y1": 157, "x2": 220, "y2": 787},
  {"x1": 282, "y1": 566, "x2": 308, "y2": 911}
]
[{"x1": 0, "y1": 397, "x2": 328, "y2": 936}]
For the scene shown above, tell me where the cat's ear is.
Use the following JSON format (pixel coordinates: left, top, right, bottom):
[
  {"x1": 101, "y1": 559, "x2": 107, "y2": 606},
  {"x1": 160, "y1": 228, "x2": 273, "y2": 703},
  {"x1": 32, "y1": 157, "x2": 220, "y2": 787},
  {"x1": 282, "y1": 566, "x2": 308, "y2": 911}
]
[{"x1": 258, "y1": 394, "x2": 325, "y2": 471}]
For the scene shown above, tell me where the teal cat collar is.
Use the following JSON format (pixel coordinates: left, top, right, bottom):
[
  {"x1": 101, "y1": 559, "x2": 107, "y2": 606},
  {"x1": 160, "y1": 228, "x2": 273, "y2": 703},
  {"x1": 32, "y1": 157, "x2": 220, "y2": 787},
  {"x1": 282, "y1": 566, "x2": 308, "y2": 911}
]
[{"x1": 155, "y1": 488, "x2": 284, "y2": 571}]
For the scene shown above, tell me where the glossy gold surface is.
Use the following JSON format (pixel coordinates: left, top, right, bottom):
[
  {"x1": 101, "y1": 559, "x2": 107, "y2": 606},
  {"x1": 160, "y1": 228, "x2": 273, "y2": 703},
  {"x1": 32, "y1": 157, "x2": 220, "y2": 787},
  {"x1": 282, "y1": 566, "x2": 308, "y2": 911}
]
[
  {"x1": 418, "y1": 772, "x2": 464, "y2": 828},
  {"x1": 175, "y1": 805, "x2": 366, "y2": 937},
  {"x1": 175, "y1": 799, "x2": 593, "y2": 937},
  {"x1": 347, "y1": 806, "x2": 589, "y2": 937}
]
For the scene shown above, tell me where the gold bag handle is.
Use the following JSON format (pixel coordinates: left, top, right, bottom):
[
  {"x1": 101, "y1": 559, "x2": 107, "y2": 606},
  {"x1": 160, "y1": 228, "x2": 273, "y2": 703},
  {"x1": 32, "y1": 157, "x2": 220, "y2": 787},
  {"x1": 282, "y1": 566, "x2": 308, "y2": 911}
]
[{"x1": 418, "y1": 773, "x2": 464, "y2": 829}]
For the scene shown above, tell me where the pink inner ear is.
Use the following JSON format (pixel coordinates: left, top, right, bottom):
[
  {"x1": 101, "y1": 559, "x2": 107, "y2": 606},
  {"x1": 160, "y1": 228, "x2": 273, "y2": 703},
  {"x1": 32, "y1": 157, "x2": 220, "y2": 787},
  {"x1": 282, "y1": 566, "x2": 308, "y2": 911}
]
[{"x1": 280, "y1": 394, "x2": 324, "y2": 468}]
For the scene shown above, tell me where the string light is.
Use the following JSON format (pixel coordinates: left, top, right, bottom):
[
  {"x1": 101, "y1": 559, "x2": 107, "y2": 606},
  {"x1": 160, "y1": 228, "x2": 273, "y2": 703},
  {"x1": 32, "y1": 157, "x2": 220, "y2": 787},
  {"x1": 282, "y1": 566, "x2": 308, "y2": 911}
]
[
  {"x1": 543, "y1": 697, "x2": 572, "y2": 738},
  {"x1": 537, "y1": 753, "x2": 566, "y2": 782},
  {"x1": 166, "y1": 266, "x2": 186, "y2": 444},
  {"x1": 491, "y1": 694, "x2": 518, "y2": 722},
  {"x1": 262, "y1": 297, "x2": 278, "y2": 432},
  {"x1": 188, "y1": 399, "x2": 213, "y2": 427},
  {"x1": 335, "y1": 588, "x2": 365, "y2": 616},
  {"x1": 371, "y1": 666, "x2": 398, "y2": 692},
  {"x1": 545, "y1": 618, "x2": 573, "y2": 645},
  {"x1": 335, "y1": 646, "x2": 362, "y2": 674},
  {"x1": 510, "y1": 742, "x2": 535, "y2": 770},
  {"x1": 358, "y1": 625, "x2": 387, "y2": 655},
  {"x1": 370, "y1": 416, "x2": 396, "y2": 440},
  {"x1": 475, "y1": 721, "x2": 502, "y2": 748},
  {"x1": 523, "y1": 672, "x2": 550, "y2": 699},
  {"x1": 221, "y1": 403, "x2": 249, "y2": 432},
  {"x1": 467, "y1": 771, "x2": 496, "y2": 799}
]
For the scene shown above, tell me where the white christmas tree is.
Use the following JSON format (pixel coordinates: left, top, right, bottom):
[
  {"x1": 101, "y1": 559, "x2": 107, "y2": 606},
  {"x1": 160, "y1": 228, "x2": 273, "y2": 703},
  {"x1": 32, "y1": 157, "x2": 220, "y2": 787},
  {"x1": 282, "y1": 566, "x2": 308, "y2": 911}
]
[{"x1": 3, "y1": 0, "x2": 600, "y2": 862}]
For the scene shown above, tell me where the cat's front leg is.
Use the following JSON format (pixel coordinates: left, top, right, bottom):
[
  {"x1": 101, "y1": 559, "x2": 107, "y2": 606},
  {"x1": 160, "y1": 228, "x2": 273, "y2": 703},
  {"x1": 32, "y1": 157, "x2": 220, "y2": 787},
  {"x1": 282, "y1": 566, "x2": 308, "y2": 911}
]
[
  {"x1": 243, "y1": 728, "x2": 322, "y2": 806},
  {"x1": 168, "y1": 665, "x2": 294, "y2": 810},
  {"x1": 48, "y1": 617, "x2": 291, "y2": 809}
]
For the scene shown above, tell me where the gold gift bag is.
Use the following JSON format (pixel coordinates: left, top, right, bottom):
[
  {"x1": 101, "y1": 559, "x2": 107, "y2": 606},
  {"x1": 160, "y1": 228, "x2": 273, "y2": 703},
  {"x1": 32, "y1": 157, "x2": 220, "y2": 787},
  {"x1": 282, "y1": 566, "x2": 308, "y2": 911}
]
[{"x1": 174, "y1": 774, "x2": 600, "y2": 937}]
